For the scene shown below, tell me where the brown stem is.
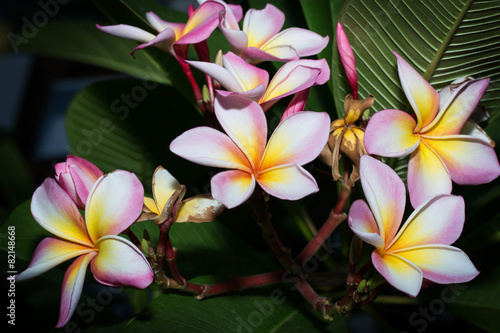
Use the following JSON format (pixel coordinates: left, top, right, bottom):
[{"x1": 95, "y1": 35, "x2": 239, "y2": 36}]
[
  {"x1": 125, "y1": 229, "x2": 141, "y2": 249},
  {"x1": 246, "y1": 187, "x2": 334, "y2": 315},
  {"x1": 157, "y1": 213, "x2": 205, "y2": 294},
  {"x1": 197, "y1": 270, "x2": 285, "y2": 299},
  {"x1": 333, "y1": 182, "x2": 352, "y2": 215},
  {"x1": 295, "y1": 183, "x2": 351, "y2": 265},
  {"x1": 295, "y1": 210, "x2": 346, "y2": 265},
  {"x1": 247, "y1": 188, "x2": 296, "y2": 270},
  {"x1": 156, "y1": 222, "x2": 169, "y2": 283}
]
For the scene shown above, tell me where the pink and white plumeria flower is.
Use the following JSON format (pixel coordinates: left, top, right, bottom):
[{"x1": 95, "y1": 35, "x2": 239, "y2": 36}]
[
  {"x1": 349, "y1": 155, "x2": 479, "y2": 297},
  {"x1": 54, "y1": 155, "x2": 104, "y2": 210},
  {"x1": 219, "y1": 3, "x2": 329, "y2": 64},
  {"x1": 16, "y1": 171, "x2": 153, "y2": 327},
  {"x1": 96, "y1": 1, "x2": 225, "y2": 58},
  {"x1": 364, "y1": 52, "x2": 500, "y2": 208},
  {"x1": 170, "y1": 93, "x2": 330, "y2": 209},
  {"x1": 198, "y1": 0, "x2": 243, "y2": 30},
  {"x1": 186, "y1": 51, "x2": 330, "y2": 111}
]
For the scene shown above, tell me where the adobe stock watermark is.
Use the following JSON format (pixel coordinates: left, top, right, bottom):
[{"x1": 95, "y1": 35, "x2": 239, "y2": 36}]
[
  {"x1": 69, "y1": 66, "x2": 161, "y2": 157},
  {"x1": 401, "y1": 283, "x2": 467, "y2": 333},
  {"x1": 8, "y1": 0, "x2": 71, "y2": 53},
  {"x1": 59, "y1": 286, "x2": 124, "y2": 333},
  {"x1": 236, "y1": 236, "x2": 341, "y2": 332}
]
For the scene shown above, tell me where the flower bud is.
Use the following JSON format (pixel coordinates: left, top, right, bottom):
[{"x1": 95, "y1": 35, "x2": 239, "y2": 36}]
[
  {"x1": 54, "y1": 155, "x2": 103, "y2": 209},
  {"x1": 337, "y1": 23, "x2": 358, "y2": 99},
  {"x1": 357, "y1": 279, "x2": 367, "y2": 293},
  {"x1": 141, "y1": 238, "x2": 150, "y2": 256},
  {"x1": 202, "y1": 85, "x2": 211, "y2": 103}
]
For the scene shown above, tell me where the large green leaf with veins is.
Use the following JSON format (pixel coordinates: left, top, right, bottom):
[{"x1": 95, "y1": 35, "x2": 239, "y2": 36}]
[
  {"x1": 22, "y1": 20, "x2": 191, "y2": 98},
  {"x1": 332, "y1": 0, "x2": 500, "y2": 142},
  {"x1": 65, "y1": 78, "x2": 206, "y2": 187}
]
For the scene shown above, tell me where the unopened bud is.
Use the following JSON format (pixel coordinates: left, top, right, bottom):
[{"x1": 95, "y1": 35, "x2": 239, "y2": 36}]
[
  {"x1": 214, "y1": 49, "x2": 223, "y2": 66},
  {"x1": 141, "y1": 238, "x2": 150, "y2": 256},
  {"x1": 357, "y1": 279, "x2": 367, "y2": 293},
  {"x1": 202, "y1": 85, "x2": 211, "y2": 103}
]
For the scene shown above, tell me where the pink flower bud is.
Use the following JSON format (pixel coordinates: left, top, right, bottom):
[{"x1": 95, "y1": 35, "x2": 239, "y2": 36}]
[
  {"x1": 337, "y1": 23, "x2": 358, "y2": 99},
  {"x1": 280, "y1": 89, "x2": 310, "y2": 123},
  {"x1": 54, "y1": 155, "x2": 103, "y2": 209}
]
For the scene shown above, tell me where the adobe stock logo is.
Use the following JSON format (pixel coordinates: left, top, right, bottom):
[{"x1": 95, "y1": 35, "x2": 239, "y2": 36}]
[
  {"x1": 401, "y1": 284, "x2": 467, "y2": 333},
  {"x1": 8, "y1": 0, "x2": 71, "y2": 53}
]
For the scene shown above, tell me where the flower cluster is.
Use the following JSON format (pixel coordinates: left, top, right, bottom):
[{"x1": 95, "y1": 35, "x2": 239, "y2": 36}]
[
  {"x1": 337, "y1": 26, "x2": 499, "y2": 296},
  {"x1": 16, "y1": 0, "x2": 499, "y2": 328}
]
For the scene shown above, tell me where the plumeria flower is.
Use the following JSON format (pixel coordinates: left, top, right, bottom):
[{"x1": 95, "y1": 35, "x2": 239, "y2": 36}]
[
  {"x1": 336, "y1": 23, "x2": 358, "y2": 99},
  {"x1": 139, "y1": 166, "x2": 224, "y2": 224},
  {"x1": 364, "y1": 52, "x2": 500, "y2": 208},
  {"x1": 170, "y1": 93, "x2": 330, "y2": 209},
  {"x1": 16, "y1": 171, "x2": 153, "y2": 327},
  {"x1": 198, "y1": 0, "x2": 243, "y2": 30},
  {"x1": 440, "y1": 76, "x2": 494, "y2": 146},
  {"x1": 187, "y1": 51, "x2": 330, "y2": 111},
  {"x1": 320, "y1": 94, "x2": 374, "y2": 186},
  {"x1": 349, "y1": 155, "x2": 479, "y2": 297},
  {"x1": 96, "y1": 1, "x2": 225, "y2": 58},
  {"x1": 219, "y1": 3, "x2": 329, "y2": 64},
  {"x1": 54, "y1": 155, "x2": 103, "y2": 210}
]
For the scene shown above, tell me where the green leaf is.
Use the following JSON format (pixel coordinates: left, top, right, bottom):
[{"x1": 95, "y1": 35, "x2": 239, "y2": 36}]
[
  {"x1": 248, "y1": 0, "x2": 308, "y2": 29},
  {"x1": 299, "y1": 0, "x2": 346, "y2": 116},
  {"x1": 21, "y1": 19, "x2": 194, "y2": 103},
  {"x1": 333, "y1": 0, "x2": 500, "y2": 138},
  {"x1": 23, "y1": 21, "x2": 169, "y2": 84},
  {"x1": 444, "y1": 268, "x2": 500, "y2": 332},
  {"x1": 170, "y1": 222, "x2": 278, "y2": 277},
  {"x1": 0, "y1": 137, "x2": 34, "y2": 209},
  {"x1": 130, "y1": 220, "x2": 279, "y2": 279},
  {"x1": 299, "y1": 0, "x2": 335, "y2": 67},
  {"x1": 119, "y1": 0, "x2": 187, "y2": 23},
  {"x1": 111, "y1": 292, "x2": 348, "y2": 333},
  {"x1": 0, "y1": 200, "x2": 49, "y2": 262},
  {"x1": 65, "y1": 78, "x2": 206, "y2": 188},
  {"x1": 454, "y1": 180, "x2": 500, "y2": 252}
]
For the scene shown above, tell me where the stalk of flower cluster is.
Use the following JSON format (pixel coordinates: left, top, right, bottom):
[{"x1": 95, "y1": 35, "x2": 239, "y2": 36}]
[
  {"x1": 247, "y1": 187, "x2": 297, "y2": 270},
  {"x1": 175, "y1": 56, "x2": 221, "y2": 128},
  {"x1": 155, "y1": 199, "x2": 205, "y2": 294},
  {"x1": 152, "y1": 192, "x2": 285, "y2": 297},
  {"x1": 193, "y1": 40, "x2": 216, "y2": 111},
  {"x1": 195, "y1": 270, "x2": 286, "y2": 300},
  {"x1": 245, "y1": 186, "x2": 335, "y2": 314},
  {"x1": 175, "y1": 56, "x2": 205, "y2": 111},
  {"x1": 295, "y1": 183, "x2": 350, "y2": 265}
]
